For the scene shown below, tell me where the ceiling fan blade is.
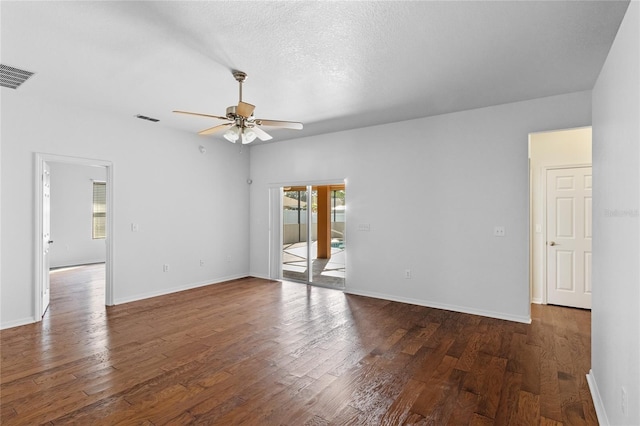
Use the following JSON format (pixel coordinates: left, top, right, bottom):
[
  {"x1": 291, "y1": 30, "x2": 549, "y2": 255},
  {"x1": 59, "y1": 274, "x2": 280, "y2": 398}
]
[
  {"x1": 254, "y1": 119, "x2": 303, "y2": 130},
  {"x1": 173, "y1": 110, "x2": 229, "y2": 121},
  {"x1": 252, "y1": 125, "x2": 273, "y2": 141},
  {"x1": 236, "y1": 101, "x2": 255, "y2": 117},
  {"x1": 198, "y1": 123, "x2": 232, "y2": 135}
]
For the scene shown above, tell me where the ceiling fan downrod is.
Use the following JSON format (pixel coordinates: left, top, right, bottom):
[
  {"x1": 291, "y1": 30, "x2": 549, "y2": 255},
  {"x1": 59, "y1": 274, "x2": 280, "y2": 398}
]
[{"x1": 232, "y1": 70, "x2": 247, "y2": 103}]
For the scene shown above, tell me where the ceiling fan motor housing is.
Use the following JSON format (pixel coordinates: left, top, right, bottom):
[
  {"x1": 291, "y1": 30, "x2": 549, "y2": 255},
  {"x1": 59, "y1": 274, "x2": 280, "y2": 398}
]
[{"x1": 226, "y1": 105, "x2": 237, "y2": 119}]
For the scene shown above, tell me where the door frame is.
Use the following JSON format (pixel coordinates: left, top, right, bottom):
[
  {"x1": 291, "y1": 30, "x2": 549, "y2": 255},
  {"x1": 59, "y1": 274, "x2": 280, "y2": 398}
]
[
  {"x1": 268, "y1": 186, "x2": 283, "y2": 280},
  {"x1": 268, "y1": 178, "x2": 346, "y2": 285},
  {"x1": 541, "y1": 163, "x2": 592, "y2": 304},
  {"x1": 34, "y1": 153, "x2": 114, "y2": 319}
]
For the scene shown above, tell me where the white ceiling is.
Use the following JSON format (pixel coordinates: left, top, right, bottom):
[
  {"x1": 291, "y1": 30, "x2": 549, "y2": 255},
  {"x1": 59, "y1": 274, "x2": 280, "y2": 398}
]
[{"x1": 1, "y1": 1, "x2": 629, "y2": 143}]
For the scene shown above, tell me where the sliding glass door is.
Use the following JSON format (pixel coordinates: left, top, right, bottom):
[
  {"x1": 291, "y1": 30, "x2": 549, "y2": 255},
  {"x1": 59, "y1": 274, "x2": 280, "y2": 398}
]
[{"x1": 281, "y1": 184, "x2": 345, "y2": 287}]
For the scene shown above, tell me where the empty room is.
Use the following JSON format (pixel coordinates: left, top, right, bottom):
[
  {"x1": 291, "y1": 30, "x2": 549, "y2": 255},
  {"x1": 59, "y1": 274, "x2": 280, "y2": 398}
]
[{"x1": 1, "y1": 1, "x2": 638, "y2": 425}]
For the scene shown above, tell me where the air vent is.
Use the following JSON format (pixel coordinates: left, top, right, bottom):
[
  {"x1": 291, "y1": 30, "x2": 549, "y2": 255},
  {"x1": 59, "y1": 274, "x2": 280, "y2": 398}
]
[
  {"x1": 0, "y1": 64, "x2": 35, "y2": 89},
  {"x1": 135, "y1": 114, "x2": 159, "y2": 123}
]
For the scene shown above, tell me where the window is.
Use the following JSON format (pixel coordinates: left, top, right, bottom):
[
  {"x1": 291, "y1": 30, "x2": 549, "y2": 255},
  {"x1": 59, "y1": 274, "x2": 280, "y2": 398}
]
[{"x1": 92, "y1": 181, "x2": 106, "y2": 239}]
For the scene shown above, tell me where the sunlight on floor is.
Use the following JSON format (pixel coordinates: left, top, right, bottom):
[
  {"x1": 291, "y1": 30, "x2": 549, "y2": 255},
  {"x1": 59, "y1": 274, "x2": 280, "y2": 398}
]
[{"x1": 283, "y1": 241, "x2": 345, "y2": 286}]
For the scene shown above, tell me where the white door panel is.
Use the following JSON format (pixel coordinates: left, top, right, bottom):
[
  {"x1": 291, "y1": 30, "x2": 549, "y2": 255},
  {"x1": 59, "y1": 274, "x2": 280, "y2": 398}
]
[
  {"x1": 584, "y1": 252, "x2": 592, "y2": 294},
  {"x1": 555, "y1": 198, "x2": 574, "y2": 238},
  {"x1": 584, "y1": 197, "x2": 593, "y2": 238},
  {"x1": 546, "y1": 166, "x2": 592, "y2": 309}
]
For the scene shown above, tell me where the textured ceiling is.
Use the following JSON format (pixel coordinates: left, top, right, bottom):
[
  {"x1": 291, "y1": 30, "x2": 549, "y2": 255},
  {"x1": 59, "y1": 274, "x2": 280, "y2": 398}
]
[{"x1": 0, "y1": 1, "x2": 630, "y2": 143}]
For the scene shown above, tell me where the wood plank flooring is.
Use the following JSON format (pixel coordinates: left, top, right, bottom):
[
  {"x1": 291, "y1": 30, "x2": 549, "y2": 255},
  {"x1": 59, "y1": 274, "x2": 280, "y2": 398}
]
[{"x1": 0, "y1": 264, "x2": 596, "y2": 425}]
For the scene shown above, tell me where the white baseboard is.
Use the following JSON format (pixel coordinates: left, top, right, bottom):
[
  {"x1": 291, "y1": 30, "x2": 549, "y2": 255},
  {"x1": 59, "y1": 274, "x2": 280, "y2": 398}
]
[
  {"x1": 587, "y1": 369, "x2": 609, "y2": 426},
  {"x1": 113, "y1": 274, "x2": 249, "y2": 305},
  {"x1": 0, "y1": 316, "x2": 36, "y2": 330},
  {"x1": 531, "y1": 297, "x2": 543, "y2": 304},
  {"x1": 344, "y1": 288, "x2": 531, "y2": 324},
  {"x1": 248, "y1": 272, "x2": 272, "y2": 280}
]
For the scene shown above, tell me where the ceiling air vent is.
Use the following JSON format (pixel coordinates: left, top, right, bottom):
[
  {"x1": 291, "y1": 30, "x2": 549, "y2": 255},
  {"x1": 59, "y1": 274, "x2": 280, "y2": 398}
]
[
  {"x1": 135, "y1": 114, "x2": 160, "y2": 123},
  {"x1": 0, "y1": 64, "x2": 35, "y2": 89}
]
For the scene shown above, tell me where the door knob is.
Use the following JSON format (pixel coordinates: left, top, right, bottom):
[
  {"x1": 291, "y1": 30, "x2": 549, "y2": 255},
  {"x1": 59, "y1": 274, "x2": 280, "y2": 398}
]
[
  {"x1": 48, "y1": 240, "x2": 54, "y2": 244},
  {"x1": 549, "y1": 241, "x2": 556, "y2": 246}
]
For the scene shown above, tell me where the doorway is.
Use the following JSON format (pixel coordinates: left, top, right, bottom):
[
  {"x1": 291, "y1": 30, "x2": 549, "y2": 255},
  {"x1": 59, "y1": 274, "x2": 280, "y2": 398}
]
[
  {"x1": 528, "y1": 127, "x2": 592, "y2": 308},
  {"x1": 34, "y1": 153, "x2": 114, "y2": 320},
  {"x1": 281, "y1": 183, "x2": 345, "y2": 287}
]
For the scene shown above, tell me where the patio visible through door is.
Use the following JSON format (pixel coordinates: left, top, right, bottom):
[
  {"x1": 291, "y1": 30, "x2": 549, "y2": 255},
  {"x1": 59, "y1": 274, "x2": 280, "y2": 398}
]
[{"x1": 282, "y1": 184, "x2": 345, "y2": 287}]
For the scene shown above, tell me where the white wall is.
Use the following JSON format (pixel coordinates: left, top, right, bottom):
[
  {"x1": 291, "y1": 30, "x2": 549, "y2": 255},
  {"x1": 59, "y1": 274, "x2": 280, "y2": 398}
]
[
  {"x1": 529, "y1": 127, "x2": 592, "y2": 303},
  {"x1": 590, "y1": 2, "x2": 640, "y2": 425},
  {"x1": 0, "y1": 91, "x2": 250, "y2": 329},
  {"x1": 49, "y1": 162, "x2": 107, "y2": 268},
  {"x1": 249, "y1": 91, "x2": 592, "y2": 323}
]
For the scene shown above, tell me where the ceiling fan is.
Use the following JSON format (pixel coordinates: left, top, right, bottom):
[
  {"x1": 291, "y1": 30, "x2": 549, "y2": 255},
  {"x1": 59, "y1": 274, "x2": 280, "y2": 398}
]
[{"x1": 173, "y1": 70, "x2": 303, "y2": 144}]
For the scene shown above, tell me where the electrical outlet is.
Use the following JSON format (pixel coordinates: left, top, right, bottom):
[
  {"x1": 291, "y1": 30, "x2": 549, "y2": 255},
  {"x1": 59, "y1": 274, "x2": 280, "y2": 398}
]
[
  {"x1": 621, "y1": 387, "x2": 627, "y2": 415},
  {"x1": 163, "y1": 264, "x2": 169, "y2": 272},
  {"x1": 494, "y1": 226, "x2": 506, "y2": 237},
  {"x1": 404, "y1": 269, "x2": 412, "y2": 279}
]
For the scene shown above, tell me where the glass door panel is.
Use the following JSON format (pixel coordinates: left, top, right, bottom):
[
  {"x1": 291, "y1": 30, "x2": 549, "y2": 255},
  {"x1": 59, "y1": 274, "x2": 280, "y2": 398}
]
[
  {"x1": 327, "y1": 188, "x2": 346, "y2": 286},
  {"x1": 311, "y1": 187, "x2": 345, "y2": 286},
  {"x1": 282, "y1": 188, "x2": 308, "y2": 282}
]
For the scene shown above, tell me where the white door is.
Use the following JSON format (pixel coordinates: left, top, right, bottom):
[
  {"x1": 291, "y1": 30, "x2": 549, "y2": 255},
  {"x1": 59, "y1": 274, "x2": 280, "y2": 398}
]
[
  {"x1": 546, "y1": 166, "x2": 592, "y2": 309},
  {"x1": 42, "y1": 162, "x2": 51, "y2": 316}
]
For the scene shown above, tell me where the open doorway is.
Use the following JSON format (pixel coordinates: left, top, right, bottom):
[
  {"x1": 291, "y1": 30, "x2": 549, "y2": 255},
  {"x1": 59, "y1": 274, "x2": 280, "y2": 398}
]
[
  {"x1": 281, "y1": 183, "x2": 345, "y2": 287},
  {"x1": 35, "y1": 153, "x2": 113, "y2": 320},
  {"x1": 529, "y1": 127, "x2": 592, "y2": 309},
  {"x1": 44, "y1": 162, "x2": 108, "y2": 318}
]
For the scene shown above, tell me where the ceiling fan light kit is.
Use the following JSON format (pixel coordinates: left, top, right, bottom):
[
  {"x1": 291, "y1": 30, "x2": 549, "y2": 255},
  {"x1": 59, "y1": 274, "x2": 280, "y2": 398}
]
[
  {"x1": 174, "y1": 70, "x2": 302, "y2": 144},
  {"x1": 224, "y1": 125, "x2": 257, "y2": 144}
]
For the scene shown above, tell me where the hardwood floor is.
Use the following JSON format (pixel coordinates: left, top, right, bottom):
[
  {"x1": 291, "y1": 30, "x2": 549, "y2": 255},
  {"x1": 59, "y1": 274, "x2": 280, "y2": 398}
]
[{"x1": 1, "y1": 264, "x2": 596, "y2": 425}]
